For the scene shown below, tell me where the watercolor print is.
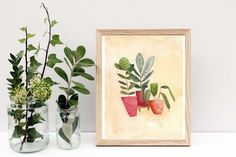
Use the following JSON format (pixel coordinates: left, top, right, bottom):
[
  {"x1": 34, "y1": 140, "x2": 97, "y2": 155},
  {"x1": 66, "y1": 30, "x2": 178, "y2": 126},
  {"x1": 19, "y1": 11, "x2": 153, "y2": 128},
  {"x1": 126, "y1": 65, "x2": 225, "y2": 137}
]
[
  {"x1": 97, "y1": 30, "x2": 190, "y2": 145},
  {"x1": 115, "y1": 53, "x2": 175, "y2": 117}
]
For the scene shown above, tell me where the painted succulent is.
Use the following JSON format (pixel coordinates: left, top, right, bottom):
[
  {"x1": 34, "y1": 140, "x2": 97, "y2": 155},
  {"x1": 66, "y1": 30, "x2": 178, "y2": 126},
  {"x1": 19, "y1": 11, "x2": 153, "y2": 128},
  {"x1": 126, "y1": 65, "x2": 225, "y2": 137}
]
[{"x1": 114, "y1": 57, "x2": 136, "y2": 95}]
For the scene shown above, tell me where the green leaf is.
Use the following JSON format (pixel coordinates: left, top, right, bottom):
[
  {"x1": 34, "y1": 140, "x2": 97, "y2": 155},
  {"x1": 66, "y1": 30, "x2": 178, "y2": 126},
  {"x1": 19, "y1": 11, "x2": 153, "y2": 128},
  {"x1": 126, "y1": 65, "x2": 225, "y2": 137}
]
[
  {"x1": 16, "y1": 50, "x2": 24, "y2": 58},
  {"x1": 72, "y1": 86, "x2": 90, "y2": 95},
  {"x1": 28, "y1": 44, "x2": 37, "y2": 51},
  {"x1": 20, "y1": 27, "x2": 27, "y2": 32},
  {"x1": 64, "y1": 47, "x2": 74, "y2": 65},
  {"x1": 18, "y1": 38, "x2": 26, "y2": 43},
  {"x1": 50, "y1": 34, "x2": 63, "y2": 46},
  {"x1": 75, "y1": 46, "x2": 86, "y2": 61},
  {"x1": 70, "y1": 94, "x2": 79, "y2": 102},
  {"x1": 77, "y1": 72, "x2": 94, "y2": 80},
  {"x1": 136, "y1": 53, "x2": 144, "y2": 73},
  {"x1": 119, "y1": 57, "x2": 130, "y2": 70},
  {"x1": 28, "y1": 113, "x2": 45, "y2": 126},
  {"x1": 130, "y1": 64, "x2": 140, "y2": 77},
  {"x1": 50, "y1": 20, "x2": 58, "y2": 27},
  {"x1": 160, "y1": 92, "x2": 171, "y2": 109},
  {"x1": 72, "y1": 81, "x2": 85, "y2": 88},
  {"x1": 27, "y1": 128, "x2": 43, "y2": 143},
  {"x1": 128, "y1": 82, "x2": 135, "y2": 90},
  {"x1": 150, "y1": 83, "x2": 158, "y2": 97},
  {"x1": 64, "y1": 57, "x2": 72, "y2": 70},
  {"x1": 57, "y1": 95, "x2": 67, "y2": 109},
  {"x1": 59, "y1": 128, "x2": 70, "y2": 144},
  {"x1": 30, "y1": 56, "x2": 42, "y2": 67},
  {"x1": 27, "y1": 33, "x2": 36, "y2": 39},
  {"x1": 59, "y1": 86, "x2": 75, "y2": 96},
  {"x1": 12, "y1": 126, "x2": 24, "y2": 138},
  {"x1": 142, "y1": 56, "x2": 155, "y2": 77},
  {"x1": 135, "y1": 83, "x2": 141, "y2": 88},
  {"x1": 161, "y1": 85, "x2": 175, "y2": 101},
  {"x1": 79, "y1": 58, "x2": 94, "y2": 67},
  {"x1": 114, "y1": 63, "x2": 122, "y2": 70},
  {"x1": 118, "y1": 81, "x2": 127, "y2": 86},
  {"x1": 72, "y1": 116, "x2": 79, "y2": 132},
  {"x1": 35, "y1": 43, "x2": 41, "y2": 55},
  {"x1": 142, "y1": 70, "x2": 154, "y2": 83},
  {"x1": 43, "y1": 77, "x2": 58, "y2": 86},
  {"x1": 47, "y1": 53, "x2": 63, "y2": 68},
  {"x1": 68, "y1": 99, "x2": 78, "y2": 107},
  {"x1": 54, "y1": 67, "x2": 68, "y2": 82}
]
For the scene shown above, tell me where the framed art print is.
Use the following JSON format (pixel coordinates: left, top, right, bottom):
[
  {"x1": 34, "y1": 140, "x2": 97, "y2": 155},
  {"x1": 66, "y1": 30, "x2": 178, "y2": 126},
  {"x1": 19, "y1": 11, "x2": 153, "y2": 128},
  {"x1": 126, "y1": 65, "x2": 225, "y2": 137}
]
[{"x1": 96, "y1": 29, "x2": 190, "y2": 146}]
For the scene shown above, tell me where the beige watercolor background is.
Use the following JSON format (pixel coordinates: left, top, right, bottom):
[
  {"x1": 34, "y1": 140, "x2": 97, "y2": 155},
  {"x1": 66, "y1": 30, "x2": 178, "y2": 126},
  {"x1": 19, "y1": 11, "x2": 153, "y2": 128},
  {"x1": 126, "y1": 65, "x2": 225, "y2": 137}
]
[{"x1": 103, "y1": 35, "x2": 185, "y2": 140}]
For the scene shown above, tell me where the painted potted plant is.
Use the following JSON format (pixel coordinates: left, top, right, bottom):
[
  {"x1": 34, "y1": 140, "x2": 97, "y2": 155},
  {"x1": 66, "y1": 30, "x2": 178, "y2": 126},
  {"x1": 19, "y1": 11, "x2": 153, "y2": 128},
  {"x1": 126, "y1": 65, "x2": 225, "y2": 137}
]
[
  {"x1": 149, "y1": 83, "x2": 175, "y2": 115},
  {"x1": 130, "y1": 53, "x2": 155, "y2": 109},
  {"x1": 54, "y1": 46, "x2": 94, "y2": 149},
  {"x1": 114, "y1": 57, "x2": 137, "y2": 117},
  {"x1": 7, "y1": 3, "x2": 62, "y2": 153}
]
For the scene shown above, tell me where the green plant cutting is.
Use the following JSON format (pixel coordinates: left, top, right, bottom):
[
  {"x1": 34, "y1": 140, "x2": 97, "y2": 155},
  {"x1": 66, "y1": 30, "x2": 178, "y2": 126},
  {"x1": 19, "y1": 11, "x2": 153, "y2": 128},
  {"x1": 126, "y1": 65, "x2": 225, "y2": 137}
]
[
  {"x1": 7, "y1": 3, "x2": 62, "y2": 151},
  {"x1": 54, "y1": 46, "x2": 95, "y2": 146}
]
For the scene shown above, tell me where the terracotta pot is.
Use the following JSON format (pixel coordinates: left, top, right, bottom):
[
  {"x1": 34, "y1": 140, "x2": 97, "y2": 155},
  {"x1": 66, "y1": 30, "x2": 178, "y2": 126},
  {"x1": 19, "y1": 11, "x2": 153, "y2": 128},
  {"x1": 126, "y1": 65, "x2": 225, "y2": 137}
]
[
  {"x1": 121, "y1": 96, "x2": 138, "y2": 117},
  {"x1": 149, "y1": 100, "x2": 164, "y2": 115},
  {"x1": 135, "y1": 91, "x2": 147, "y2": 107}
]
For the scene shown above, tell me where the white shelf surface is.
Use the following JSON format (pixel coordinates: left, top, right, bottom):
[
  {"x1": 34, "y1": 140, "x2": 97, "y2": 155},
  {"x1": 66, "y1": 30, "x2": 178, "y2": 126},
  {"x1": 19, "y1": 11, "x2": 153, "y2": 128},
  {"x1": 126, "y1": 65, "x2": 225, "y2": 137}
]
[{"x1": 1, "y1": 132, "x2": 236, "y2": 157}]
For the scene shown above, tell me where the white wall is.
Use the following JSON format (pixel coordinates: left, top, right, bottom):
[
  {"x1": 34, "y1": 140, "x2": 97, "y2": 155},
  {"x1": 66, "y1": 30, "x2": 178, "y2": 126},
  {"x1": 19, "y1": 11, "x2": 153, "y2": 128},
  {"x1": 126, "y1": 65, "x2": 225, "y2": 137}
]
[{"x1": 1, "y1": 0, "x2": 236, "y2": 132}]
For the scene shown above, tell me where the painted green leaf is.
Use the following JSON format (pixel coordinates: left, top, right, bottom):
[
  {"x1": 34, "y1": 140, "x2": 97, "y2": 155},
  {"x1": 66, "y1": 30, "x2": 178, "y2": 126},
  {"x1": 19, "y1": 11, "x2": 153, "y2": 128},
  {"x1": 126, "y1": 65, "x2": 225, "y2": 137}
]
[
  {"x1": 119, "y1": 57, "x2": 130, "y2": 70},
  {"x1": 120, "y1": 86, "x2": 127, "y2": 90},
  {"x1": 118, "y1": 81, "x2": 127, "y2": 86},
  {"x1": 143, "y1": 89, "x2": 151, "y2": 103},
  {"x1": 54, "y1": 67, "x2": 68, "y2": 82},
  {"x1": 64, "y1": 47, "x2": 74, "y2": 65},
  {"x1": 79, "y1": 58, "x2": 95, "y2": 67},
  {"x1": 150, "y1": 83, "x2": 158, "y2": 97},
  {"x1": 142, "y1": 56, "x2": 155, "y2": 77},
  {"x1": 160, "y1": 92, "x2": 170, "y2": 109},
  {"x1": 75, "y1": 46, "x2": 86, "y2": 61},
  {"x1": 135, "y1": 83, "x2": 141, "y2": 88},
  {"x1": 136, "y1": 53, "x2": 144, "y2": 73},
  {"x1": 117, "y1": 73, "x2": 126, "y2": 79},
  {"x1": 77, "y1": 72, "x2": 94, "y2": 80},
  {"x1": 128, "y1": 82, "x2": 135, "y2": 90},
  {"x1": 130, "y1": 64, "x2": 140, "y2": 77},
  {"x1": 161, "y1": 85, "x2": 175, "y2": 101},
  {"x1": 47, "y1": 53, "x2": 63, "y2": 68},
  {"x1": 129, "y1": 92, "x2": 135, "y2": 95},
  {"x1": 50, "y1": 34, "x2": 63, "y2": 46},
  {"x1": 120, "y1": 91, "x2": 129, "y2": 95},
  {"x1": 50, "y1": 20, "x2": 58, "y2": 27},
  {"x1": 115, "y1": 63, "x2": 122, "y2": 70},
  {"x1": 129, "y1": 73, "x2": 139, "y2": 82},
  {"x1": 142, "y1": 70, "x2": 154, "y2": 82}
]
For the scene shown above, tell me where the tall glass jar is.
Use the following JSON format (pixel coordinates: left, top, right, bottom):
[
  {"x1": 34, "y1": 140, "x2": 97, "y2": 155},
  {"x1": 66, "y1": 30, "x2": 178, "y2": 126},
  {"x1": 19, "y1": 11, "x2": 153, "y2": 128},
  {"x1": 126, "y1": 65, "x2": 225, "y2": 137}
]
[
  {"x1": 8, "y1": 100, "x2": 49, "y2": 153},
  {"x1": 56, "y1": 107, "x2": 80, "y2": 149}
]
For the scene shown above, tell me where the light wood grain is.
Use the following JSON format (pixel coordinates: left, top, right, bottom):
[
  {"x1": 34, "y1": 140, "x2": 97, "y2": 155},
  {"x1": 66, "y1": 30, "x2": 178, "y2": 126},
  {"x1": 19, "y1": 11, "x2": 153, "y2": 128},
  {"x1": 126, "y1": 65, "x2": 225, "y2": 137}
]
[{"x1": 96, "y1": 29, "x2": 191, "y2": 146}]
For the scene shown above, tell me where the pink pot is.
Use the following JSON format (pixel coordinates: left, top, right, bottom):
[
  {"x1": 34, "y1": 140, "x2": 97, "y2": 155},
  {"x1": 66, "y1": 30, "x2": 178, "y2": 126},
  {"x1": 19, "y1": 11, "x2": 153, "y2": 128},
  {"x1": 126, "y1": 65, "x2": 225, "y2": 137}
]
[
  {"x1": 121, "y1": 96, "x2": 138, "y2": 117},
  {"x1": 135, "y1": 91, "x2": 147, "y2": 107},
  {"x1": 149, "y1": 100, "x2": 164, "y2": 115}
]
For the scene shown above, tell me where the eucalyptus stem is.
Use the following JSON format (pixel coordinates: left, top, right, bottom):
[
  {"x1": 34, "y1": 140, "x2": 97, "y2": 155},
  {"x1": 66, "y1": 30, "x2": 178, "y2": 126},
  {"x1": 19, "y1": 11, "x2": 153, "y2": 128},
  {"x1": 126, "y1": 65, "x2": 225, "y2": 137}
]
[{"x1": 41, "y1": 3, "x2": 52, "y2": 79}]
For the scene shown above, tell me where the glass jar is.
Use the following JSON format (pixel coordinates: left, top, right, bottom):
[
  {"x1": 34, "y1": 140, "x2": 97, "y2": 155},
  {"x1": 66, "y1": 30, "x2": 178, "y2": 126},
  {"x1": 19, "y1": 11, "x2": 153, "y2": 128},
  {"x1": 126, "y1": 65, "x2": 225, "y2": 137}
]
[
  {"x1": 56, "y1": 107, "x2": 80, "y2": 149},
  {"x1": 7, "y1": 100, "x2": 49, "y2": 153}
]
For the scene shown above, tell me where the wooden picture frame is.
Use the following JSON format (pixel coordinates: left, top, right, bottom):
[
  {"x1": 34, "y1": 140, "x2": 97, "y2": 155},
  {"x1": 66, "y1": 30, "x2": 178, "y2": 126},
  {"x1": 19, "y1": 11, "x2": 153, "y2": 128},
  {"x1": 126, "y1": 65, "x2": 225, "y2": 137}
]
[{"x1": 96, "y1": 29, "x2": 191, "y2": 146}]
